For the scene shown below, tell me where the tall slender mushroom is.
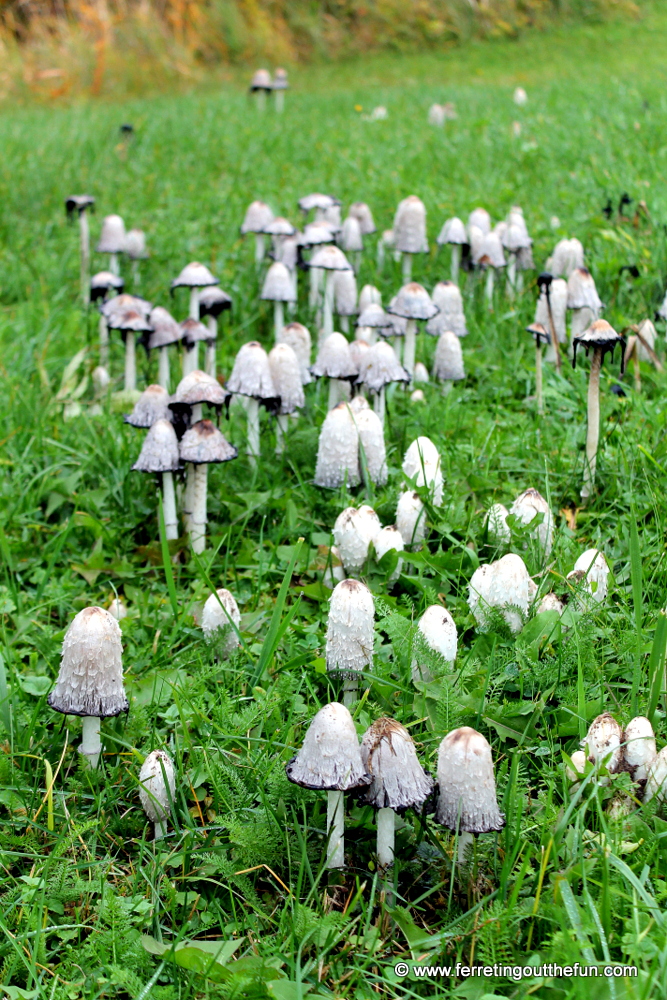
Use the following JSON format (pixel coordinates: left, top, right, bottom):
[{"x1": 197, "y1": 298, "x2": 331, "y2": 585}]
[
  {"x1": 535, "y1": 276, "x2": 567, "y2": 365},
  {"x1": 356, "y1": 340, "x2": 409, "y2": 424},
  {"x1": 249, "y1": 69, "x2": 272, "y2": 110},
  {"x1": 393, "y1": 196, "x2": 428, "y2": 283},
  {"x1": 402, "y1": 436, "x2": 443, "y2": 504},
  {"x1": 66, "y1": 195, "x2": 95, "y2": 304},
  {"x1": 139, "y1": 750, "x2": 176, "y2": 841},
  {"x1": 300, "y1": 219, "x2": 337, "y2": 317},
  {"x1": 263, "y1": 216, "x2": 297, "y2": 263},
  {"x1": 478, "y1": 231, "x2": 506, "y2": 308},
  {"x1": 572, "y1": 319, "x2": 624, "y2": 499},
  {"x1": 179, "y1": 420, "x2": 237, "y2": 553},
  {"x1": 47, "y1": 606, "x2": 128, "y2": 769},
  {"x1": 132, "y1": 418, "x2": 181, "y2": 540},
  {"x1": 286, "y1": 703, "x2": 370, "y2": 869},
  {"x1": 272, "y1": 67, "x2": 289, "y2": 111},
  {"x1": 333, "y1": 268, "x2": 358, "y2": 334},
  {"x1": 103, "y1": 300, "x2": 152, "y2": 394},
  {"x1": 225, "y1": 342, "x2": 279, "y2": 461},
  {"x1": 268, "y1": 343, "x2": 304, "y2": 454},
  {"x1": 148, "y1": 306, "x2": 183, "y2": 390},
  {"x1": 180, "y1": 318, "x2": 212, "y2": 377},
  {"x1": 125, "y1": 384, "x2": 172, "y2": 428},
  {"x1": 526, "y1": 322, "x2": 552, "y2": 414},
  {"x1": 197, "y1": 286, "x2": 232, "y2": 379},
  {"x1": 308, "y1": 245, "x2": 352, "y2": 341},
  {"x1": 413, "y1": 605, "x2": 457, "y2": 682},
  {"x1": 261, "y1": 262, "x2": 297, "y2": 341},
  {"x1": 436, "y1": 217, "x2": 467, "y2": 283},
  {"x1": 326, "y1": 579, "x2": 375, "y2": 705},
  {"x1": 550, "y1": 237, "x2": 584, "y2": 278},
  {"x1": 426, "y1": 281, "x2": 468, "y2": 339},
  {"x1": 356, "y1": 302, "x2": 392, "y2": 347},
  {"x1": 352, "y1": 397, "x2": 388, "y2": 486},
  {"x1": 348, "y1": 202, "x2": 376, "y2": 238},
  {"x1": 396, "y1": 490, "x2": 427, "y2": 549},
  {"x1": 241, "y1": 201, "x2": 275, "y2": 266},
  {"x1": 311, "y1": 332, "x2": 358, "y2": 410},
  {"x1": 341, "y1": 214, "x2": 364, "y2": 274},
  {"x1": 278, "y1": 322, "x2": 312, "y2": 384},
  {"x1": 96, "y1": 214, "x2": 126, "y2": 277},
  {"x1": 171, "y1": 261, "x2": 218, "y2": 324},
  {"x1": 170, "y1": 369, "x2": 227, "y2": 529},
  {"x1": 124, "y1": 229, "x2": 149, "y2": 288},
  {"x1": 433, "y1": 330, "x2": 465, "y2": 395},
  {"x1": 387, "y1": 283, "x2": 438, "y2": 378},
  {"x1": 91, "y1": 271, "x2": 124, "y2": 368},
  {"x1": 314, "y1": 402, "x2": 360, "y2": 489},
  {"x1": 567, "y1": 267, "x2": 602, "y2": 341}
]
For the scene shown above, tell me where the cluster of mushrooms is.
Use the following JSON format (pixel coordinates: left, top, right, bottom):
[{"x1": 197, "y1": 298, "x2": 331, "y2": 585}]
[{"x1": 248, "y1": 67, "x2": 289, "y2": 112}]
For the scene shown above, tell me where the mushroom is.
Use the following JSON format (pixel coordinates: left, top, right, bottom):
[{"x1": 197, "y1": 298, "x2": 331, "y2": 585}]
[
  {"x1": 139, "y1": 749, "x2": 176, "y2": 841},
  {"x1": 358, "y1": 284, "x2": 382, "y2": 312},
  {"x1": 501, "y1": 216, "x2": 532, "y2": 295},
  {"x1": 125, "y1": 384, "x2": 172, "y2": 428},
  {"x1": 567, "y1": 267, "x2": 602, "y2": 340},
  {"x1": 225, "y1": 342, "x2": 278, "y2": 461},
  {"x1": 468, "y1": 553, "x2": 534, "y2": 634},
  {"x1": 171, "y1": 261, "x2": 219, "y2": 324},
  {"x1": 356, "y1": 340, "x2": 409, "y2": 424},
  {"x1": 261, "y1": 262, "x2": 297, "y2": 342},
  {"x1": 249, "y1": 68, "x2": 272, "y2": 110},
  {"x1": 361, "y1": 718, "x2": 433, "y2": 868},
  {"x1": 534, "y1": 277, "x2": 568, "y2": 365},
  {"x1": 551, "y1": 237, "x2": 584, "y2": 279},
  {"x1": 537, "y1": 593, "x2": 564, "y2": 615},
  {"x1": 567, "y1": 549, "x2": 609, "y2": 608},
  {"x1": 179, "y1": 421, "x2": 238, "y2": 553},
  {"x1": 326, "y1": 578, "x2": 375, "y2": 705},
  {"x1": 66, "y1": 194, "x2": 95, "y2": 304},
  {"x1": 565, "y1": 749, "x2": 587, "y2": 783},
  {"x1": 201, "y1": 587, "x2": 241, "y2": 657},
  {"x1": 47, "y1": 606, "x2": 128, "y2": 769},
  {"x1": 263, "y1": 216, "x2": 297, "y2": 261},
  {"x1": 268, "y1": 343, "x2": 305, "y2": 454},
  {"x1": 91, "y1": 271, "x2": 124, "y2": 366},
  {"x1": 308, "y1": 245, "x2": 352, "y2": 341},
  {"x1": 333, "y1": 268, "x2": 358, "y2": 334},
  {"x1": 426, "y1": 281, "x2": 467, "y2": 339},
  {"x1": 286, "y1": 702, "x2": 370, "y2": 868},
  {"x1": 583, "y1": 713, "x2": 623, "y2": 774},
  {"x1": 348, "y1": 202, "x2": 376, "y2": 237},
  {"x1": 332, "y1": 505, "x2": 382, "y2": 575},
  {"x1": 107, "y1": 595, "x2": 129, "y2": 620},
  {"x1": 311, "y1": 332, "x2": 358, "y2": 410},
  {"x1": 387, "y1": 282, "x2": 438, "y2": 377},
  {"x1": 241, "y1": 201, "x2": 275, "y2": 265},
  {"x1": 373, "y1": 526, "x2": 404, "y2": 581},
  {"x1": 478, "y1": 231, "x2": 506, "y2": 308},
  {"x1": 436, "y1": 217, "x2": 467, "y2": 283},
  {"x1": 393, "y1": 196, "x2": 428, "y2": 283},
  {"x1": 484, "y1": 503, "x2": 510, "y2": 546},
  {"x1": 341, "y1": 215, "x2": 364, "y2": 273},
  {"x1": 314, "y1": 402, "x2": 360, "y2": 489},
  {"x1": 433, "y1": 331, "x2": 465, "y2": 394},
  {"x1": 180, "y1": 318, "x2": 213, "y2": 377},
  {"x1": 435, "y1": 727, "x2": 504, "y2": 861},
  {"x1": 351, "y1": 397, "x2": 388, "y2": 486},
  {"x1": 349, "y1": 339, "x2": 369, "y2": 371},
  {"x1": 413, "y1": 362, "x2": 429, "y2": 383},
  {"x1": 96, "y1": 214, "x2": 126, "y2": 277},
  {"x1": 132, "y1": 418, "x2": 181, "y2": 540},
  {"x1": 104, "y1": 303, "x2": 152, "y2": 394},
  {"x1": 272, "y1": 67, "x2": 289, "y2": 112},
  {"x1": 147, "y1": 307, "x2": 183, "y2": 390},
  {"x1": 571, "y1": 319, "x2": 624, "y2": 498},
  {"x1": 644, "y1": 748, "x2": 667, "y2": 804},
  {"x1": 198, "y1": 287, "x2": 232, "y2": 378},
  {"x1": 526, "y1": 322, "x2": 551, "y2": 413},
  {"x1": 396, "y1": 490, "x2": 427, "y2": 549},
  {"x1": 508, "y1": 487, "x2": 554, "y2": 559},
  {"x1": 298, "y1": 192, "x2": 340, "y2": 218},
  {"x1": 402, "y1": 436, "x2": 443, "y2": 505},
  {"x1": 124, "y1": 228, "x2": 149, "y2": 288},
  {"x1": 356, "y1": 302, "x2": 392, "y2": 346},
  {"x1": 468, "y1": 208, "x2": 491, "y2": 235},
  {"x1": 277, "y1": 322, "x2": 312, "y2": 384},
  {"x1": 413, "y1": 605, "x2": 457, "y2": 682},
  {"x1": 624, "y1": 716, "x2": 656, "y2": 783}
]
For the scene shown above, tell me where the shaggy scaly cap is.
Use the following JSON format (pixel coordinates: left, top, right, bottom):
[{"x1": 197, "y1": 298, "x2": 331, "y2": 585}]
[
  {"x1": 171, "y1": 370, "x2": 226, "y2": 409},
  {"x1": 388, "y1": 282, "x2": 438, "y2": 321},
  {"x1": 393, "y1": 196, "x2": 427, "y2": 254},
  {"x1": 326, "y1": 579, "x2": 375, "y2": 676},
  {"x1": 361, "y1": 718, "x2": 433, "y2": 810},
  {"x1": 644, "y1": 747, "x2": 667, "y2": 804},
  {"x1": 125, "y1": 385, "x2": 172, "y2": 428},
  {"x1": 427, "y1": 281, "x2": 467, "y2": 337},
  {"x1": 285, "y1": 702, "x2": 370, "y2": 791},
  {"x1": 201, "y1": 588, "x2": 241, "y2": 656},
  {"x1": 468, "y1": 553, "x2": 534, "y2": 634},
  {"x1": 433, "y1": 331, "x2": 465, "y2": 382},
  {"x1": 171, "y1": 261, "x2": 218, "y2": 289},
  {"x1": 356, "y1": 341, "x2": 408, "y2": 392},
  {"x1": 373, "y1": 527, "x2": 404, "y2": 581},
  {"x1": 341, "y1": 216, "x2": 363, "y2": 253},
  {"x1": 484, "y1": 504, "x2": 510, "y2": 545},
  {"x1": 139, "y1": 750, "x2": 176, "y2": 824},
  {"x1": 396, "y1": 491, "x2": 427, "y2": 548},
  {"x1": 132, "y1": 419, "x2": 180, "y2": 473},
  {"x1": 348, "y1": 202, "x2": 376, "y2": 235},
  {"x1": 402, "y1": 436, "x2": 443, "y2": 505},
  {"x1": 623, "y1": 716, "x2": 656, "y2": 782},
  {"x1": 314, "y1": 402, "x2": 360, "y2": 489},
  {"x1": 48, "y1": 607, "x2": 128, "y2": 718},
  {"x1": 333, "y1": 506, "x2": 381, "y2": 575},
  {"x1": 96, "y1": 214, "x2": 126, "y2": 254},
  {"x1": 226, "y1": 342, "x2": 277, "y2": 400},
  {"x1": 198, "y1": 286, "x2": 232, "y2": 319},
  {"x1": 278, "y1": 322, "x2": 312, "y2": 384},
  {"x1": 241, "y1": 200, "x2": 274, "y2": 234},
  {"x1": 269, "y1": 343, "x2": 305, "y2": 415},
  {"x1": 509, "y1": 488, "x2": 554, "y2": 557},
  {"x1": 437, "y1": 217, "x2": 467, "y2": 246},
  {"x1": 418, "y1": 606, "x2": 457, "y2": 663},
  {"x1": 435, "y1": 727, "x2": 504, "y2": 833},
  {"x1": 354, "y1": 406, "x2": 387, "y2": 486},
  {"x1": 148, "y1": 306, "x2": 182, "y2": 350},
  {"x1": 570, "y1": 549, "x2": 609, "y2": 604},
  {"x1": 179, "y1": 421, "x2": 237, "y2": 465},
  {"x1": 311, "y1": 332, "x2": 358, "y2": 380},
  {"x1": 566, "y1": 267, "x2": 601, "y2": 311},
  {"x1": 537, "y1": 593, "x2": 564, "y2": 615},
  {"x1": 583, "y1": 713, "x2": 623, "y2": 773},
  {"x1": 261, "y1": 262, "x2": 297, "y2": 302},
  {"x1": 551, "y1": 237, "x2": 584, "y2": 278}
]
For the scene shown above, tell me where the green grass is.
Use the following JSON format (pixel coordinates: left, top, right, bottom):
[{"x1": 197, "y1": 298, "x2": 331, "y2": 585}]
[{"x1": 4, "y1": 8, "x2": 667, "y2": 999}]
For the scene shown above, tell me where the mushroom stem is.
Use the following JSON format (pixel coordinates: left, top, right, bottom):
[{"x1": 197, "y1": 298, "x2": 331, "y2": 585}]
[
  {"x1": 340, "y1": 316, "x2": 349, "y2": 334},
  {"x1": 79, "y1": 211, "x2": 90, "y2": 305},
  {"x1": 401, "y1": 253, "x2": 412, "y2": 283},
  {"x1": 80, "y1": 715, "x2": 101, "y2": 769},
  {"x1": 544, "y1": 289, "x2": 562, "y2": 374},
  {"x1": 183, "y1": 343, "x2": 199, "y2": 377},
  {"x1": 507, "y1": 256, "x2": 516, "y2": 297},
  {"x1": 353, "y1": 250, "x2": 362, "y2": 274},
  {"x1": 275, "y1": 90, "x2": 285, "y2": 113},
  {"x1": 189, "y1": 287, "x2": 200, "y2": 321},
  {"x1": 323, "y1": 271, "x2": 335, "y2": 339},
  {"x1": 582, "y1": 347, "x2": 602, "y2": 500},
  {"x1": 403, "y1": 319, "x2": 417, "y2": 377},
  {"x1": 328, "y1": 379, "x2": 342, "y2": 411},
  {"x1": 633, "y1": 352, "x2": 641, "y2": 393},
  {"x1": 205, "y1": 340, "x2": 216, "y2": 378},
  {"x1": 246, "y1": 397, "x2": 260, "y2": 461},
  {"x1": 255, "y1": 233, "x2": 266, "y2": 266},
  {"x1": 373, "y1": 388, "x2": 385, "y2": 427},
  {"x1": 535, "y1": 341, "x2": 543, "y2": 415},
  {"x1": 326, "y1": 790, "x2": 345, "y2": 868},
  {"x1": 110, "y1": 252, "x2": 120, "y2": 278},
  {"x1": 274, "y1": 301, "x2": 284, "y2": 342},
  {"x1": 190, "y1": 464, "x2": 207, "y2": 554},
  {"x1": 154, "y1": 820, "x2": 168, "y2": 841},
  {"x1": 393, "y1": 337, "x2": 403, "y2": 364},
  {"x1": 158, "y1": 346, "x2": 170, "y2": 390},
  {"x1": 183, "y1": 463, "x2": 195, "y2": 530},
  {"x1": 255, "y1": 90, "x2": 267, "y2": 112},
  {"x1": 485, "y1": 269, "x2": 494, "y2": 309},
  {"x1": 124, "y1": 334, "x2": 137, "y2": 393},
  {"x1": 458, "y1": 830, "x2": 473, "y2": 864},
  {"x1": 276, "y1": 413, "x2": 289, "y2": 455},
  {"x1": 162, "y1": 471, "x2": 178, "y2": 541},
  {"x1": 309, "y1": 266, "x2": 321, "y2": 311},
  {"x1": 451, "y1": 244, "x2": 461, "y2": 284},
  {"x1": 342, "y1": 677, "x2": 358, "y2": 707},
  {"x1": 377, "y1": 806, "x2": 395, "y2": 869},
  {"x1": 99, "y1": 315, "x2": 109, "y2": 367},
  {"x1": 132, "y1": 259, "x2": 140, "y2": 289}
]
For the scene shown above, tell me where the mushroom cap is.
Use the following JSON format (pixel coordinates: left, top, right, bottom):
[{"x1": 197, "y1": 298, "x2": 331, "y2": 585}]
[
  {"x1": 552, "y1": 237, "x2": 584, "y2": 278},
  {"x1": 468, "y1": 207, "x2": 491, "y2": 235},
  {"x1": 201, "y1": 588, "x2": 241, "y2": 655},
  {"x1": 268, "y1": 343, "x2": 305, "y2": 414},
  {"x1": 341, "y1": 216, "x2": 363, "y2": 253},
  {"x1": 348, "y1": 201, "x2": 376, "y2": 235},
  {"x1": 124, "y1": 384, "x2": 172, "y2": 428},
  {"x1": 644, "y1": 746, "x2": 667, "y2": 804},
  {"x1": 171, "y1": 369, "x2": 226, "y2": 408},
  {"x1": 573, "y1": 318, "x2": 621, "y2": 355},
  {"x1": 261, "y1": 261, "x2": 297, "y2": 302},
  {"x1": 357, "y1": 304, "x2": 392, "y2": 330},
  {"x1": 180, "y1": 317, "x2": 213, "y2": 348},
  {"x1": 484, "y1": 503, "x2": 510, "y2": 545},
  {"x1": 349, "y1": 339, "x2": 369, "y2": 370},
  {"x1": 298, "y1": 192, "x2": 340, "y2": 213},
  {"x1": 413, "y1": 362, "x2": 429, "y2": 383},
  {"x1": 356, "y1": 340, "x2": 409, "y2": 391},
  {"x1": 355, "y1": 406, "x2": 388, "y2": 486},
  {"x1": 286, "y1": 702, "x2": 370, "y2": 791},
  {"x1": 388, "y1": 282, "x2": 438, "y2": 321},
  {"x1": 250, "y1": 68, "x2": 272, "y2": 91},
  {"x1": 624, "y1": 716, "x2": 657, "y2": 782},
  {"x1": 636, "y1": 318, "x2": 657, "y2": 362},
  {"x1": 96, "y1": 214, "x2": 126, "y2": 254},
  {"x1": 106, "y1": 308, "x2": 153, "y2": 333},
  {"x1": 147, "y1": 306, "x2": 182, "y2": 349},
  {"x1": 396, "y1": 490, "x2": 426, "y2": 548},
  {"x1": 226, "y1": 342, "x2": 277, "y2": 400},
  {"x1": 48, "y1": 606, "x2": 128, "y2": 718},
  {"x1": 468, "y1": 553, "x2": 533, "y2": 634},
  {"x1": 314, "y1": 402, "x2": 360, "y2": 489},
  {"x1": 583, "y1": 713, "x2": 623, "y2": 773},
  {"x1": 468, "y1": 225, "x2": 485, "y2": 264},
  {"x1": 565, "y1": 749, "x2": 587, "y2": 781},
  {"x1": 437, "y1": 217, "x2": 467, "y2": 246},
  {"x1": 537, "y1": 592, "x2": 565, "y2": 615},
  {"x1": 125, "y1": 228, "x2": 149, "y2": 260},
  {"x1": 361, "y1": 718, "x2": 433, "y2": 810},
  {"x1": 418, "y1": 605, "x2": 457, "y2": 663},
  {"x1": 334, "y1": 269, "x2": 358, "y2": 316},
  {"x1": 502, "y1": 221, "x2": 531, "y2": 252},
  {"x1": 311, "y1": 332, "x2": 358, "y2": 380},
  {"x1": 509, "y1": 488, "x2": 554, "y2": 557},
  {"x1": 277, "y1": 322, "x2": 312, "y2": 384},
  {"x1": 326, "y1": 579, "x2": 375, "y2": 676},
  {"x1": 570, "y1": 548, "x2": 609, "y2": 604},
  {"x1": 264, "y1": 216, "x2": 297, "y2": 237},
  {"x1": 300, "y1": 220, "x2": 336, "y2": 246},
  {"x1": 478, "y1": 231, "x2": 506, "y2": 268},
  {"x1": 308, "y1": 244, "x2": 352, "y2": 271},
  {"x1": 566, "y1": 267, "x2": 602, "y2": 311},
  {"x1": 433, "y1": 330, "x2": 465, "y2": 382},
  {"x1": 333, "y1": 505, "x2": 382, "y2": 575},
  {"x1": 179, "y1": 420, "x2": 238, "y2": 465},
  {"x1": 393, "y1": 195, "x2": 428, "y2": 254},
  {"x1": 273, "y1": 67, "x2": 289, "y2": 89},
  {"x1": 241, "y1": 200, "x2": 274, "y2": 234},
  {"x1": 139, "y1": 749, "x2": 176, "y2": 824},
  {"x1": 435, "y1": 727, "x2": 505, "y2": 833},
  {"x1": 171, "y1": 261, "x2": 218, "y2": 290},
  {"x1": 66, "y1": 194, "x2": 95, "y2": 214},
  {"x1": 101, "y1": 292, "x2": 152, "y2": 322},
  {"x1": 90, "y1": 271, "x2": 124, "y2": 299},
  {"x1": 132, "y1": 418, "x2": 181, "y2": 473},
  {"x1": 358, "y1": 284, "x2": 382, "y2": 311},
  {"x1": 526, "y1": 321, "x2": 551, "y2": 345},
  {"x1": 426, "y1": 281, "x2": 467, "y2": 337},
  {"x1": 535, "y1": 278, "x2": 568, "y2": 344},
  {"x1": 198, "y1": 286, "x2": 232, "y2": 318},
  {"x1": 373, "y1": 526, "x2": 403, "y2": 580},
  {"x1": 402, "y1": 437, "x2": 443, "y2": 504}
]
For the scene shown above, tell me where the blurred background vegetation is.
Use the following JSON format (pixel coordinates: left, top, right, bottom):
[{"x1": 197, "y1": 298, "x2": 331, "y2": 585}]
[{"x1": 0, "y1": 0, "x2": 643, "y2": 101}]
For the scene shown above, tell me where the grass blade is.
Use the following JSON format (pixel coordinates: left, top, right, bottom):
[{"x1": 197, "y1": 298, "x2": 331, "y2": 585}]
[
  {"x1": 250, "y1": 539, "x2": 304, "y2": 687},
  {"x1": 629, "y1": 515, "x2": 643, "y2": 715},
  {"x1": 647, "y1": 610, "x2": 667, "y2": 725},
  {"x1": 0, "y1": 652, "x2": 12, "y2": 740}
]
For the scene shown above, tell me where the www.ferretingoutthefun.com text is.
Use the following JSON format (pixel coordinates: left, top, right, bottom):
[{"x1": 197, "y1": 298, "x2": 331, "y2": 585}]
[{"x1": 392, "y1": 962, "x2": 638, "y2": 981}]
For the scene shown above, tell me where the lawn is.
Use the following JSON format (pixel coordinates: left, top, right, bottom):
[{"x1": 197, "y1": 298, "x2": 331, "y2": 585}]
[{"x1": 3, "y1": 6, "x2": 667, "y2": 999}]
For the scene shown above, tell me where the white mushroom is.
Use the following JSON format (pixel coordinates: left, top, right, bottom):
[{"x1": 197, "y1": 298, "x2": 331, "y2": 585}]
[
  {"x1": 311, "y1": 332, "x2": 357, "y2": 410},
  {"x1": 484, "y1": 503, "x2": 510, "y2": 546},
  {"x1": 435, "y1": 727, "x2": 504, "y2": 860},
  {"x1": 433, "y1": 331, "x2": 465, "y2": 392},
  {"x1": 413, "y1": 605, "x2": 457, "y2": 682},
  {"x1": 326, "y1": 579, "x2": 375, "y2": 705},
  {"x1": 268, "y1": 343, "x2": 305, "y2": 454},
  {"x1": 644, "y1": 747, "x2": 667, "y2": 804},
  {"x1": 427, "y1": 281, "x2": 467, "y2": 338},
  {"x1": 201, "y1": 588, "x2": 241, "y2": 657},
  {"x1": 396, "y1": 490, "x2": 427, "y2": 549},
  {"x1": 583, "y1": 713, "x2": 623, "y2": 774},
  {"x1": 226, "y1": 342, "x2": 277, "y2": 461},
  {"x1": 139, "y1": 749, "x2": 176, "y2": 840},
  {"x1": 468, "y1": 553, "x2": 534, "y2": 634},
  {"x1": 278, "y1": 322, "x2": 312, "y2": 384},
  {"x1": 567, "y1": 549, "x2": 609, "y2": 607},
  {"x1": 509, "y1": 488, "x2": 554, "y2": 559},
  {"x1": 333, "y1": 505, "x2": 382, "y2": 575},
  {"x1": 314, "y1": 402, "x2": 360, "y2": 489},
  {"x1": 393, "y1": 195, "x2": 428, "y2": 282},
  {"x1": 96, "y1": 214, "x2": 126, "y2": 277},
  {"x1": 241, "y1": 200, "x2": 274, "y2": 264},
  {"x1": 132, "y1": 418, "x2": 181, "y2": 541},
  {"x1": 373, "y1": 526, "x2": 404, "y2": 581},
  {"x1": 402, "y1": 436, "x2": 443, "y2": 505},
  {"x1": 624, "y1": 716, "x2": 656, "y2": 782}
]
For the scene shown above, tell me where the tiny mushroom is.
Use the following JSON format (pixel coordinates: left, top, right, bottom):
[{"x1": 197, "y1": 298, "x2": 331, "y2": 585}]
[
  {"x1": 436, "y1": 217, "x2": 468, "y2": 283},
  {"x1": 92, "y1": 271, "x2": 125, "y2": 367},
  {"x1": 393, "y1": 195, "x2": 428, "y2": 282},
  {"x1": 272, "y1": 67, "x2": 289, "y2": 112},
  {"x1": 373, "y1": 526, "x2": 404, "y2": 582},
  {"x1": 308, "y1": 245, "x2": 352, "y2": 341},
  {"x1": 261, "y1": 261, "x2": 298, "y2": 342},
  {"x1": 198, "y1": 286, "x2": 232, "y2": 378},
  {"x1": 508, "y1": 487, "x2": 554, "y2": 559},
  {"x1": 180, "y1": 318, "x2": 213, "y2": 377},
  {"x1": 171, "y1": 261, "x2": 218, "y2": 323},
  {"x1": 333, "y1": 268, "x2": 358, "y2": 334},
  {"x1": 396, "y1": 490, "x2": 427, "y2": 549},
  {"x1": 402, "y1": 436, "x2": 443, "y2": 504},
  {"x1": 104, "y1": 301, "x2": 152, "y2": 394},
  {"x1": 201, "y1": 588, "x2": 241, "y2": 657},
  {"x1": 567, "y1": 549, "x2": 609, "y2": 608},
  {"x1": 66, "y1": 194, "x2": 95, "y2": 303},
  {"x1": 249, "y1": 68, "x2": 272, "y2": 109},
  {"x1": 148, "y1": 306, "x2": 183, "y2": 390},
  {"x1": 433, "y1": 330, "x2": 465, "y2": 394},
  {"x1": 278, "y1": 321, "x2": 312, "y2": 384},
  {"x1": 356, "y1": 339, "x2": 409, "y2": 424},
  {"x1": 388, "y1": 282, "x2": 438, "y2": 377},
  {"x1": 526, "y1": 322, "x2": 552, "y2": 414},
  {"x1": 311, "y1": 331, "x2": 358, "y2": 410},
  {"x1": 644, "y1": 748, "x2": 667, "y2": 804},
  {"x1": 352, "y1": 396, "x2": 388, "y2": 486},
  {"x1": 427, "y1": 281, "x2": 467, "y2": 338},
  {"x1": 96, "y1": 214, "x2": 126, "y2": 277},
  {"x1": 139, "y1": 750, "x2": 176, "y2": 841}
]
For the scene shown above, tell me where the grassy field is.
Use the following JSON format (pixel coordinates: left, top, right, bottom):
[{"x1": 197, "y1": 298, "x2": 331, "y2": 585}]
[{"x1": 3, "y1": 7, "x2": 667, "y2": 999}]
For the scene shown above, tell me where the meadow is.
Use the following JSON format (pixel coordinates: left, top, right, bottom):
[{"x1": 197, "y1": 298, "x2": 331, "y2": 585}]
[{"x1": 3, "y1": 6, "x2": 667, "y2": 998}]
